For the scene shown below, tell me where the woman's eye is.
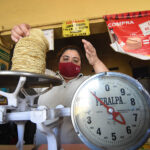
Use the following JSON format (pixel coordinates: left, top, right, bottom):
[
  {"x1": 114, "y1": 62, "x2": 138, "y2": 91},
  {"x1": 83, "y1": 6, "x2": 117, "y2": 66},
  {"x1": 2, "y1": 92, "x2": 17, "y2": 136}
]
[
  {"x1": 73, "y1": 59, "x2": 79, "y2": 63},
  {"x1": 63, "y1": 58, "x2": 69, "y2": 61}
]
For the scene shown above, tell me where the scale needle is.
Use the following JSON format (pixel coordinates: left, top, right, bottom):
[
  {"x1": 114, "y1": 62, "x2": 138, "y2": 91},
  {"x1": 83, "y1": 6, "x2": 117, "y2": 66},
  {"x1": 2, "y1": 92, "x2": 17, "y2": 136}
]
[{"x1": 91, "y1": 91, "x2": 126, "y2": 125}]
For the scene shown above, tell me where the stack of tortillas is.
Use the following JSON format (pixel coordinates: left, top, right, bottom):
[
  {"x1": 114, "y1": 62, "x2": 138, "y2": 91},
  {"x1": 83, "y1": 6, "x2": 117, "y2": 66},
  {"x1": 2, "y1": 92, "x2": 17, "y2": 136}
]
[{"x1": 11, "y1": 29, "x2": 49, "y2": 74}]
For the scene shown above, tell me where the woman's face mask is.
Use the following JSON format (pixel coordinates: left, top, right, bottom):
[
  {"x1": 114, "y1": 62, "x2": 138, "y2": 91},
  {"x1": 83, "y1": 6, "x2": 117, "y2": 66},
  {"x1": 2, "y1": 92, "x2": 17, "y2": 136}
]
[
  {"x1": 59, "y1": 62, "x2": 81, "y2": 77},
  {"x1": 59, "y1": 49, "x2": 81, "y2": 77}
]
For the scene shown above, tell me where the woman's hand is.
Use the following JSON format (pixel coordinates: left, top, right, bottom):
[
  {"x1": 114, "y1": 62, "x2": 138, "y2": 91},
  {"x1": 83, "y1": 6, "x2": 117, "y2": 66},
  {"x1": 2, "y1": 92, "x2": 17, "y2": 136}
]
[
  {"x1": 82, "y1": 39, "x2": 99, "y2": 66},
  {"x1": 11, "y1": 23, "x2": 30, "y2": 42},
  {"x1": 82, "y1": 39, "x2": 109, "y2": 73}
]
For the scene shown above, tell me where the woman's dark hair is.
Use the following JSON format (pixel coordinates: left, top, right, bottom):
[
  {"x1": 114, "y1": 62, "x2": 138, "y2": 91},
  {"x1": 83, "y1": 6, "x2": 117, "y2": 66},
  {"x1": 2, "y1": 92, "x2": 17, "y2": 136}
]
[{"x1": 57, "y1": 45, "x2": 84, "y2": 64}]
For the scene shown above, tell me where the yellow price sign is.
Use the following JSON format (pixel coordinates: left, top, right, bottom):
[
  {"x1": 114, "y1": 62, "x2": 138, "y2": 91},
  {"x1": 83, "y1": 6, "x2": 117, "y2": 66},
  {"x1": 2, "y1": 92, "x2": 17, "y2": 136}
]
[{"x1": 62, "y1": 19, "x2": 90, "y2": 37}]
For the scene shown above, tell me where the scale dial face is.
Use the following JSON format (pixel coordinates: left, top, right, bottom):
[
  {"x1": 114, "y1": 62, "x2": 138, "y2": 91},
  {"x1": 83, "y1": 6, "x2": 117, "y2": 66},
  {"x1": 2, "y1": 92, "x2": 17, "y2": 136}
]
[{"x1": 71, "y1": 72, "x2": 150, "y2": 150}]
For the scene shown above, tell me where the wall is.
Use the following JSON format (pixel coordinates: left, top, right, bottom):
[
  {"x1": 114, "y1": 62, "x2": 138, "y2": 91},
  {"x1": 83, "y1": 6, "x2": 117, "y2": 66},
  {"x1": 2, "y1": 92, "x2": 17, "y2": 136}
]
[{"x1": 0, "y1": 0, "x2": 150, "y2": 34}]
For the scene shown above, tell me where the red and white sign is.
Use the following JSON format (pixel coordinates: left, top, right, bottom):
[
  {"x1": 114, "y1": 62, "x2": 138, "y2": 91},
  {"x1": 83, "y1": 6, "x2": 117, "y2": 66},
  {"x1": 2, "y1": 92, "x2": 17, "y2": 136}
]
[{"x1": 104, "y1": 11, "x2": 150, "y2": 60}]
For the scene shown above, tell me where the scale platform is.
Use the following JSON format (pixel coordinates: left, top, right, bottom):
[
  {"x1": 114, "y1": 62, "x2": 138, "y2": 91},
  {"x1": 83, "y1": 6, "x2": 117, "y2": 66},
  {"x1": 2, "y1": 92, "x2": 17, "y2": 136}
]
[{"x1": 0, "y1": 70, "x2": 62, "y2": 88}]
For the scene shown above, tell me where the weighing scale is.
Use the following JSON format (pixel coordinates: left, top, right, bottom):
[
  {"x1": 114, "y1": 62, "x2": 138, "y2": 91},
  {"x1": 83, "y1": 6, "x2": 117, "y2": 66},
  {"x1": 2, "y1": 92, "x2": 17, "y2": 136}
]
[
  {"x1": 71, "y1": 72, "x2": 150, "y2": 150},
  {"x1": 0, "y1": 71, "x2": 150, "y2": 150}
]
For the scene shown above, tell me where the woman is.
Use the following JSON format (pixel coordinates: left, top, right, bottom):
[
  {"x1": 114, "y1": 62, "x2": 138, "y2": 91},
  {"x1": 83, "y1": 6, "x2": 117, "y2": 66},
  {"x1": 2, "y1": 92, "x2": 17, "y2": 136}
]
[{"x1": 11, "y1": 24, "x2": 108, "y2": 146}]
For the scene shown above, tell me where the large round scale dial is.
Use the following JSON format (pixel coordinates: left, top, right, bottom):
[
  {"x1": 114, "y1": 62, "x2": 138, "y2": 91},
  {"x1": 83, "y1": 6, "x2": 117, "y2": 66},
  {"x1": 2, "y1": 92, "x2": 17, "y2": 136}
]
[{"x1": 71, "y1": 72, "x2": 150, "y2": 150}]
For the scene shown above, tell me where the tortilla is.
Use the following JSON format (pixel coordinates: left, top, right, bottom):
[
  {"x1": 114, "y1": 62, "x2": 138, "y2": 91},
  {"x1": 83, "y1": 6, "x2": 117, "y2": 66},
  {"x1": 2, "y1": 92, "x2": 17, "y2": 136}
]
[{"x1": 11, "y1": 29, "x2": 49, "y2": 74}]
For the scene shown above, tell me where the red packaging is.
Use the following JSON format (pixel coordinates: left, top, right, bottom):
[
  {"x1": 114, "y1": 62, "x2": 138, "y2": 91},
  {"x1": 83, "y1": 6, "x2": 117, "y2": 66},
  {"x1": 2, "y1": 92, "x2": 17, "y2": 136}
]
[{"x1": 104, "y1": 11, "x2": 150, "y2": 60}]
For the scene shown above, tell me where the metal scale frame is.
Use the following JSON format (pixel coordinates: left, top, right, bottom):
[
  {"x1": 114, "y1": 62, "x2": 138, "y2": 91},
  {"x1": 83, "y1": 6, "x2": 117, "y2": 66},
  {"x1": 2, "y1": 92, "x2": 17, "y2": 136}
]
[{"x1": 0, "y1": 70, "x2": 70, "y2": 150}]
